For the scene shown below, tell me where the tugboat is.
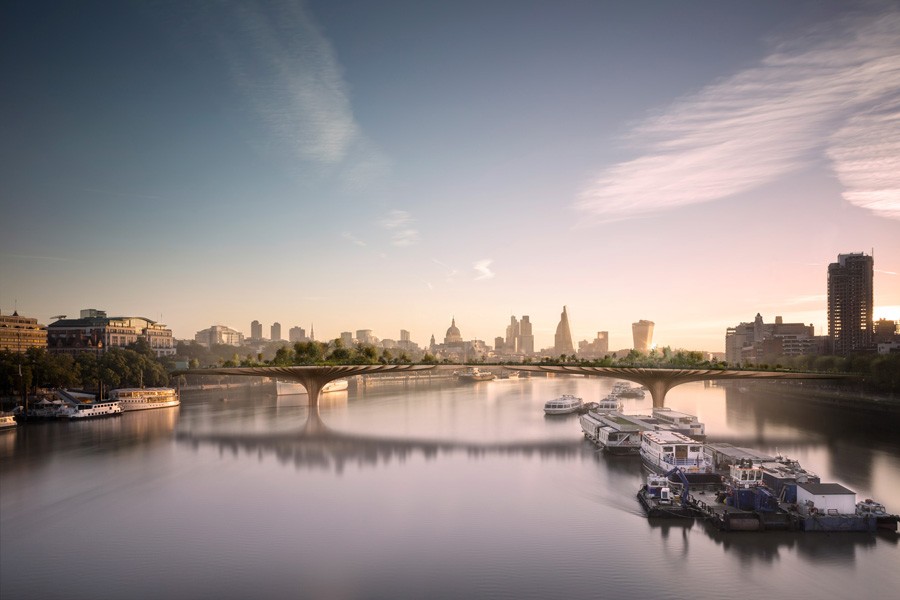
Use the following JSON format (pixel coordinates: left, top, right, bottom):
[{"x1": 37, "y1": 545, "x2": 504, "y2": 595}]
[
  {"x1": 637, "y1": 467, "x2": 696, "y2": 518},
  {"x1": 856, "y1": 498, "x2": 899, "y2": 532}
]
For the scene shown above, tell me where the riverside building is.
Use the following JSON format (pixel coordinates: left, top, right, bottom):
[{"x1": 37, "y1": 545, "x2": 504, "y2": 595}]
[
  {"x1": 725, "y1": 314, "x2": 817, "y2": 365},
  {"x1": 48, "y1": 309, "x2": 174, "y2": 357},
  {"x1": 0, "y1": 310, "x2": 47, "y2": 352},
  {"x1": 828, "y1": 252, "x2": 874, "y2": 355}
]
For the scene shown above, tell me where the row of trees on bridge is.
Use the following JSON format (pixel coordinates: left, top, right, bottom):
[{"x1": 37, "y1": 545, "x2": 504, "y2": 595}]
[{"x1": 3, "y1": 339, "x2": 898, "y2": 398}]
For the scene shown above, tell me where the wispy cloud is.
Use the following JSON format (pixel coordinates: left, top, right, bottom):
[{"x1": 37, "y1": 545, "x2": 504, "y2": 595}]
[
  {"x1": 473, "y1": 259, "x2": 495, "y2": 281},
  {"x1": 432, "y1": 259, "x2": 458, "y2": 282},
  {"x1": 206, "y1": 1, "x2": 383, "y2": 172},
  {"x1": 341, "y1": 232, "x2": 366, "y2": 247},
  {"x1": 876, "y1": 269, "x2": 897, "y2": 276},
  {"x1": 578, "y1": 7, "x2": 900, "y2": 222},
  {"x1": 380, "y1": 210, "x2": 420, "y2": 246}
]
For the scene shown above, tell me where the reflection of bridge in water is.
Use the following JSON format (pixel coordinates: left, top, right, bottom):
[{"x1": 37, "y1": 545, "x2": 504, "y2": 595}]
[
  {"x1": 177, "y1": 364, "x2": 850, "y2": 408},
  {"x1": 176, "y1": 406, "x2": 584, "y2": 473}
]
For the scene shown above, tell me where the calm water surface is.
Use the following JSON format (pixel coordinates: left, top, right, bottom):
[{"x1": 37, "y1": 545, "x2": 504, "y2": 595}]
[{"x1": 2, "y1": 377, "x2": 899, "y2": 599}]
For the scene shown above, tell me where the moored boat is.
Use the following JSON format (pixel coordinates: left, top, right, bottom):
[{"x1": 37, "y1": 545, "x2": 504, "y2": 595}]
[
  {"x1": 62, "y1": 401, "x2": 123, "y2": 419},
  {"x1": 639, "y1": 430, "x2": 712, "y2": 475},
  {"x1": 0, "y1": 414, "x2": 17, "y2": 430},
  {"x1": 543, "y1": 394, "x2": 583, "y2": 415},
  {"x1": 457, "y1": 368, "x2": 495, "y2": 382},
  {"x1": 110, "y1": 387, "x2": 180, "y2": 411},
  {"x1": 612, "y1": 381, "x2": 645, "y2": 398},
  {"x1": 651, "y1": 408, "x2": 706, "y2": 439},
  {"x1": 856, "y1": 499, "x2": 899, "y2": 531}
]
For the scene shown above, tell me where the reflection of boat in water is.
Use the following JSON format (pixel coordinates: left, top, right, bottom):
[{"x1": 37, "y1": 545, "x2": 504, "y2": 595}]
[
  {"x1": 276, "y1": 379, "x2": 349, "y2": 395},
  {"x1": 110, "y1": 387, "x2": 180, "y2": 411},
  {"x1": 543, "y1": 394, "x2": 583, "y2": 415},
  {"x1": 457, "y1": 368, "x2": 495, "y2": 382}
]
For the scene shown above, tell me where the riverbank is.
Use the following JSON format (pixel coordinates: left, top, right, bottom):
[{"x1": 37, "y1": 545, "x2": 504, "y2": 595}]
[{"x1": 734, "y1": 380, "x2": 900, "y2": 417}]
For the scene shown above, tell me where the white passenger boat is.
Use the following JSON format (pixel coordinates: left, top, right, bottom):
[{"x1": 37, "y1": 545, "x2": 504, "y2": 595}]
[
  {"x1": 276, "y1": 379, "x2": 349, "y2": 396},
  {"x1": 0, "y1": 414, "x2": 17, "y2": 430},
  {"x1": 62, "y1": 401, "x2": 123, "y2": 419},
  {"x1": 595, "y1": 394, "x2": 623, "y2": 413},
  {"x1": 639, "y1": 430, "x2": 712, "y2": 474},
  {"x1": 109, "y1": 387, "x2": 180, "y2": 411},
  {"x1": 544, "y1": 394, "x2": 583, "y2": 415}
]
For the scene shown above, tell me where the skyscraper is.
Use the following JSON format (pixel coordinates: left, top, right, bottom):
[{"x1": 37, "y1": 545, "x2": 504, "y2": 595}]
[
  {"x1": 250, "y1": 320, "x2": 262, "y2": 340},
  {"x1": 505, "y1": 316, "x2": 520, "y2": 353},
  {"x1": 828, "y1": 252, "x2": 873, "y2": 355},
  {"x1": 632, "y1": 320, "x2": 654, "y2": 352},
  {"x1": 554, "y1": 306, "x2": 575, "y2": 356},
  {"x1": 270, "y1": 322, "x2": 282, "y2": 341},
  {"x1": 519, "y1": 316, "x2": 534, "y2": 356}
]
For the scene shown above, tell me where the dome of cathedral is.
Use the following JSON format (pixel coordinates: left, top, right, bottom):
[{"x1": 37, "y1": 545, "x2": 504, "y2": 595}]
[{"x1": 444, "y1": 318, "x2": 462, "y2": 343}]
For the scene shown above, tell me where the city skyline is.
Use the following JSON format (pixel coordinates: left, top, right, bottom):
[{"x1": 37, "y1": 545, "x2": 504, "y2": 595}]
[{"x1": 2, "y1": 1, "x2": 899, "y2": 352}]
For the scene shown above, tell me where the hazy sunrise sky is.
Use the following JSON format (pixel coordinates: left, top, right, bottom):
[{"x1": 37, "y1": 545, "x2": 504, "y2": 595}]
[{"x1": 1, "y1": 0, "x2": 899, "y2": 352}]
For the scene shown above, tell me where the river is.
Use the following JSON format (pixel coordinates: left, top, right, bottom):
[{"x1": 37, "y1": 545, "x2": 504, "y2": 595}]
[{"x1": 1, "y1": 376, "x2": 898, "y2": 599}]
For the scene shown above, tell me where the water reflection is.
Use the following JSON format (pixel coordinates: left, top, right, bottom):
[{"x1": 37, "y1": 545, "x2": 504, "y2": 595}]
[
  {"x1": 700, "y1": 527, "x2": 885, "y2": 566},
  {"x1": 0, "y1": 407, "x2": 179, "y2": 473},
  {"x1": 176, "y1": 404, "x2": 584, "y2": 474}
]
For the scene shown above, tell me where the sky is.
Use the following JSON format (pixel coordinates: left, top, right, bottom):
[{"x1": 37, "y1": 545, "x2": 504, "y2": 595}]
[{"x1": 1, "y1": 0, "x2": 899, "y2": 353}]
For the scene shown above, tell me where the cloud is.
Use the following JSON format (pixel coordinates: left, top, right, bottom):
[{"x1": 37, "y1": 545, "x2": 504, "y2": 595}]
[
  {"x1": 205, "y1": 1, "x2": 384, "y2": 172},
  {"x1": 875, "y1": 269, "x2": 897, "y2": 276},
  {"x1": 431, "y1": 259, "x2": 458, "y2": 283},
  {"x1": 473, "y1": 259, "x2": 495, "y2": 281},
  {"x1": 578, "y1": 7, "x2": 900, "y2": 222},
  {"x1": 341, "y1": 232, "x2": 366, "y2": 247},
  {"x1": 380, "y1": 210, "x2": 420, "y2": 246}
]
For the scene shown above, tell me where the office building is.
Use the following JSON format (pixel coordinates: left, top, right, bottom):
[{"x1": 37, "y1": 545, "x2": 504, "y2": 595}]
[
  {"x1": 0, "y1": 311, "x2": 47, "y2": 352},
  {"x1": 828, "y1": 252, "x2": 873, "y2": 355},
  {"x1": 289, "y1": 326, "x2": 308, "y2": 343},
  {"x1": 519, "y1": 316, "x2": 534, "y2": 355},
  {"x1": 250, "y1": 320, "x2": 263, "y2": 340},
  {"x1": 725, "y1": 314, "x2": 817, "y2": 365},
  {"x1": 578, "y1": 331, "x2": 609, "y2": 360},
  {"x1": 48, "y1": 309, "x2": 175, "y2": 356},
  {"x1": 632, "y1": 320, "x2": 654, "y2": 352},
  {"x1": 554, "y1": 306, "x2": 575, "y2": 356},
  {"x1": 270, "y1": 322, "x2": 282, "y2": 341},
  {"x1": 194, "y1": 325, "x2": 244, "y2": 347}
]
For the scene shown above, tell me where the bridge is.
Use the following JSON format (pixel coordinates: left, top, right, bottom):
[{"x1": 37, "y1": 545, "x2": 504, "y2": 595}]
[
  {"x1": 174, "y1": 364, "x2": 849, "y2": 407},
  {"x1": 512, "y1": 365, "x2": 848, "y2": 407}
]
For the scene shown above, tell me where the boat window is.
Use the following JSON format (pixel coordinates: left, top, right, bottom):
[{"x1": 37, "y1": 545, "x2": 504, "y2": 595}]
[
  {"x1": 689, "y1": 446, "x2": 700, "y2": 452},
  {"x1": 663, "y1": 446, "x2": 673, "y2": 453}
]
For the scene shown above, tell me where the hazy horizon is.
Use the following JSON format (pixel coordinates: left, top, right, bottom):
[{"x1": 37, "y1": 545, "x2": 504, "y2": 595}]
[{"x1": 2, "y1": 1, "x2": 898, "y2": 352}]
